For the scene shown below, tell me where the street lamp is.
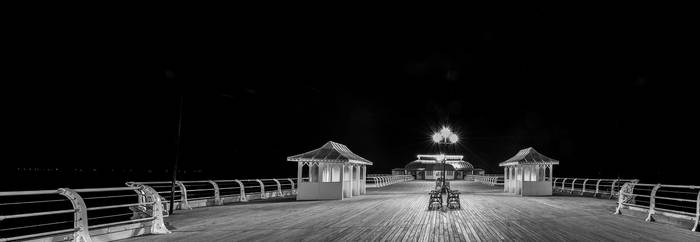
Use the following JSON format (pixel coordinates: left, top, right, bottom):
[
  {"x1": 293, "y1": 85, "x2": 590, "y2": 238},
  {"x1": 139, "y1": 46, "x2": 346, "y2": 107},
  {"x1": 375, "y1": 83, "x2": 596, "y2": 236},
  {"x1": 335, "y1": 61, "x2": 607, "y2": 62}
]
[{"x1": 432, "y1": 126, "x2": 458, "y2": 195}]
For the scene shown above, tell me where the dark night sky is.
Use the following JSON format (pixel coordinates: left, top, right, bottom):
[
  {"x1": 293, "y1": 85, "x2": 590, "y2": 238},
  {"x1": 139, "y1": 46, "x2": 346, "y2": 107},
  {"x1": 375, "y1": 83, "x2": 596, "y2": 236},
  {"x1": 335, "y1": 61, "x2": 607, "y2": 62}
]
[{"x1": 2, "y1": 9, "x2": 698, "y2": 188}]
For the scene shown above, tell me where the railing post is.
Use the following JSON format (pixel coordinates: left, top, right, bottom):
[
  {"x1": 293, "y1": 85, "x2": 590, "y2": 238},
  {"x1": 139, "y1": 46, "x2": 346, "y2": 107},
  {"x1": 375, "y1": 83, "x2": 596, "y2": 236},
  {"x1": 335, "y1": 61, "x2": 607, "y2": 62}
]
[
  {"x1": 272, "y1": 179, "x2": 283, "y2": 197},
  {"x1": 561, "y1": 178, "x2": 568, "y2": 191},
  {"x1": 693, "y1": 188, "x2": 699, "y2": 232},
  {"x1": 57, "y1": 188, "x2": 92, "y2": 242},
  {"x1": 256, "y1": 179, "x2": 266, "y2": 199},
  {"x1": 207, "y1": 180, "x2": 223, "y2": 206},
  {"x1": 646, "y1": 184, "x2": 662, "y2": 222},
  {"x1": 287, "y1": 178, "x2": 296, "y2": 195},
  {"x1": 594, "y1": 179, "x2": 602, "y2": 198},
  {"x1": 610, "y1": 179, "x2": 619, "y2": 199},
  {"x1": 570, "y1": 178, "x2": 577, "y2": 194},
  {"x1": 175, "y1": 181, "x2": 192, "y2": 210},
  {"x1": 553, "y1": 178, "x2": 560, "y2": 192},
  {"x1": 137, "y1": 184, "x2": 171, "y2": 235},
  {"x1": 581, "y1": 179, "x2": 589, "y2": 195},
  {"x1": 234, "y1": 179, "x2": 247, "y2": 202}
]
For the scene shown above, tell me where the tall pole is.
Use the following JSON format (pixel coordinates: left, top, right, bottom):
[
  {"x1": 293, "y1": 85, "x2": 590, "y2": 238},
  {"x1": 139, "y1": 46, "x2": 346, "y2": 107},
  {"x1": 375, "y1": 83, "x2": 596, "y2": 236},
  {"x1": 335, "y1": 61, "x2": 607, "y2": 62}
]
[
  {"x1": 442, "y1": 141, "x2": 446, "y2": 191},
  {"x1": 169, "y1": 94, "x2": 183, "y2": 215}
]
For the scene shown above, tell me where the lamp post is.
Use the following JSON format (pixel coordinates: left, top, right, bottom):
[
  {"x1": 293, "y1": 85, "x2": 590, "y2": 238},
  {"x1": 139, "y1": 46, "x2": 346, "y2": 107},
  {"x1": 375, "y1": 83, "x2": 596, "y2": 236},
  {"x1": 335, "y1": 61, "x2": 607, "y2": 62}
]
[{"x1": 432, "y1": 126, "x2": 458, "y2": 195}]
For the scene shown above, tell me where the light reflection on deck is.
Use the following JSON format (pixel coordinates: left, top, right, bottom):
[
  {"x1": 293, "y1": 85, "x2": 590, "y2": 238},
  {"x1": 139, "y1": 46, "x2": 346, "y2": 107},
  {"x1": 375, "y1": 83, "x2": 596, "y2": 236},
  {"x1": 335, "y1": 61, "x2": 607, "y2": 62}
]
[{"x1": 120, "y1": 181, "x2": 699, "y2": 242}]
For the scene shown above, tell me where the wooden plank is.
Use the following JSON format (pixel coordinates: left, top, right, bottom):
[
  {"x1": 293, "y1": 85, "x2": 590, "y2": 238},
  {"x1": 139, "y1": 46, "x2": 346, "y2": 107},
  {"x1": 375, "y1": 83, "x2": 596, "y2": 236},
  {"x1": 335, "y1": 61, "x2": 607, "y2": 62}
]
[{"x1": 118, "y1": 181, "x2": 700, "y2": 242}]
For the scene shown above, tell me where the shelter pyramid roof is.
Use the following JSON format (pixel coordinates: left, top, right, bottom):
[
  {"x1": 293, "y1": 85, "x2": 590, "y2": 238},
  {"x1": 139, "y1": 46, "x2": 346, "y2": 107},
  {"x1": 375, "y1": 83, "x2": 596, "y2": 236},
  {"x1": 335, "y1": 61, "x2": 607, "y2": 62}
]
[
  {"x1": 499, "y1": 147, "x2": 559, "y2": 167},
  {"x1": 287, "y1": 141, "x2": 373, "y2": 165}
]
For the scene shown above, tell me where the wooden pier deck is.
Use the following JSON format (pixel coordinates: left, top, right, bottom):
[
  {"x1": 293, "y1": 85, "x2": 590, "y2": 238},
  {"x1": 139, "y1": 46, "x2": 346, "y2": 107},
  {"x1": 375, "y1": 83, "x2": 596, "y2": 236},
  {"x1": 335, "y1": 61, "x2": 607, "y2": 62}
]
[{"x1": 121, "y1": 181, "x2": 699, "y2": 242}]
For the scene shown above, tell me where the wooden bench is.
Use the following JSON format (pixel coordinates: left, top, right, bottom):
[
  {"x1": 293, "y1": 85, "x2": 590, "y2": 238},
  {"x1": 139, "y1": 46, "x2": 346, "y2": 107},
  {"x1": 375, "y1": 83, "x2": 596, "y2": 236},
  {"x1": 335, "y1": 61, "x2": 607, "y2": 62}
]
[
  {"x1": 427, "y1": 190, "x2": 442, "y2": 210},
  {"x1": 447, "y1": 190, "x2": 461, "y2": 209}
]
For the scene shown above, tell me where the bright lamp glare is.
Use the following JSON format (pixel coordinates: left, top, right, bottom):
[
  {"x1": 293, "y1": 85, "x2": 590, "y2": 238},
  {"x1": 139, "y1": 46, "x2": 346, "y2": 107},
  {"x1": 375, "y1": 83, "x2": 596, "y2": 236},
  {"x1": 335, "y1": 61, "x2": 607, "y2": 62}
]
[
  {"x1": 432, "y1": 133, "x2": 442, "y2": 143},
  {"x1": 440, "y1": 127, "x2": 451, "y2": 138},
  {"x1": 448, "y1": 134, "x2": 459, "y2": 143}
]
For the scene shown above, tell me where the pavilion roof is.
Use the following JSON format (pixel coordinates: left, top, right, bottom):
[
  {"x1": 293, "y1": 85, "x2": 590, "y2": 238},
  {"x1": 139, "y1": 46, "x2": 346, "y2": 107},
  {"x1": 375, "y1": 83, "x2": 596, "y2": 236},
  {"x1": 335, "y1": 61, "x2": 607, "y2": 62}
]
[
  {"x1": 404, "y1": 157, "x2": 474, "y2": 171},
  {"x1": 287, "y1": 141, "x2": 373, "y2": 165},
  {"x1": 499, "y1": 147, "x2": 559, "y2": 167}
]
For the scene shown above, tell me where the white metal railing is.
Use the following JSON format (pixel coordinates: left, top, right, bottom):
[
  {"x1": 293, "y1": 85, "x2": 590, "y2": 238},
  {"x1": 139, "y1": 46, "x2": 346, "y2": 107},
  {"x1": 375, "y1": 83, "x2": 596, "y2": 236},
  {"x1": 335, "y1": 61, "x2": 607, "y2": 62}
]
[
  {"x1": 614, "y1": 182, "x2": 699, "y2": 232},
  {"x1": 553, "y1": 177, "x2": 639, "y2": 199},
  {"x1": 0, "y1": 178, "x2": 300, "y2": 242},
  {"x1": 366, "y1": 175, "x2": 413, "y2": 188},
  {"x1": 0, "y1": 185, "x2": 169, "y2": 242},
  {"x1": 131, "y1": 178, "x2": 299, "y2": 210},
  {"x1": 468, "y1": 175, "x2": 504, "y2": 186}
]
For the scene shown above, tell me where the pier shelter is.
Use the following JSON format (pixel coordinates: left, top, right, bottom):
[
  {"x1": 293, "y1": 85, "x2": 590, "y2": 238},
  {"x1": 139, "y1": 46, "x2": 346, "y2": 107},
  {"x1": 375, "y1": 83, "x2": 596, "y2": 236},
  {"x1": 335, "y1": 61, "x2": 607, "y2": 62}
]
[
  {"x1": 287, "y1": 141, "x2": 372, "y2": 200},
  {"x1": 500, "y1": 147, "x2": 559, "y2": 196},
  {"x1": 398, "y1": 155, "x2": 476, "y2": 180}
]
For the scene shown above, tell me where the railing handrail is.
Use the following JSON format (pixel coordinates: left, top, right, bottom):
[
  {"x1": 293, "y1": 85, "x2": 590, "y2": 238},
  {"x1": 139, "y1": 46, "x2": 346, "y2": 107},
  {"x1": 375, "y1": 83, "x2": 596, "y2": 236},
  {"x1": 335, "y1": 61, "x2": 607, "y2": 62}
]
[
  {"x1": 553, "y1": 177, "x2": 639, "y2": 198},
  {"x1": 469, "y1": 174, "x2": 505, "y2": 186},
  {"x1": 612, "y1": 181, "x2": 699, "y2": 232},
  {"x1": 365, "y1": 175, "x2": 414, "y2": 188},
  {"x1": 0, "y1": 185, "x2": 170, "y2": 242},
  {"x1": 0, "y1": 177, "x2": 303, "y2": 242}
]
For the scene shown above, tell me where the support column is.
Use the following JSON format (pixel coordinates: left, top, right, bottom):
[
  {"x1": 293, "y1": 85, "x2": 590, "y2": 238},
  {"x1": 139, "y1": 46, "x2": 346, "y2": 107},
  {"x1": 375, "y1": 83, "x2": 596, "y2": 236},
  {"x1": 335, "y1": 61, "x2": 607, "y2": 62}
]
[
  {"x1": 504, "y1": 167, "x2": 508, "y2": 192},
  {"x1": 510, "y1": 167, "x2": 515, "y2": 193},
  {"x1": 339, "y1": 164, "x2": 345, "y2": 199},
  {"x1": 353, "y1": 165, "x2": 360, "y2": 196},
  {"x1": 549, "y1": 165, "x2": 553, "y2": 183},
  {"x1": 520, "y1": 166, "x2": 524, "y2": 195},
  {"x1": 347, "y1": 165, "x2": 354, "y2": 198},
  {"x1": 308, "y1": 164, "x2": 316, "y2": 183},
  {"x1": 297, "y1": 163, "x2": 302, "y2": 184},
  {"x1": 361, "y1": 165, "x2": 367, "y2": 194}
]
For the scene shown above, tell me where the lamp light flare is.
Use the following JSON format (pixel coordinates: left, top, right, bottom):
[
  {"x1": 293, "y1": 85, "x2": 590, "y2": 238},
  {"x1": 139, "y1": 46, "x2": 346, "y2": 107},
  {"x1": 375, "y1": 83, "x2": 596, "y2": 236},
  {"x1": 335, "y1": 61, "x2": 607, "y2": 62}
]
[
  {"x1": 432, "y1": 133, "x2": 442, "y2": 143},
  {"x1": 448, "y1": 134, "x2": 459, "y2": 143},
  {"x1": 439, "y1": 127, "x2": 451, "y2": 138}
]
